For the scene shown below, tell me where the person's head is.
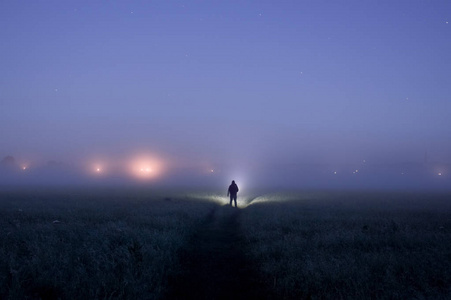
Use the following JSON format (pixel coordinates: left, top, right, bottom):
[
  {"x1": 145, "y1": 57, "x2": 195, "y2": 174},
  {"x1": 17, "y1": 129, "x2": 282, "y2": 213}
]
[{"x1": 231, "y1": 180, "x2": 235, "y2": 184}]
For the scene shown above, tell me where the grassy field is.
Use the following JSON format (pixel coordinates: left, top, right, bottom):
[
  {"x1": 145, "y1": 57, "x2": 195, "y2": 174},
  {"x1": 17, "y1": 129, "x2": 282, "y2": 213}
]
[
  {"x1": 1, "y1": 188, "x2": 450, "y2": 299},
  {"x1": 0, "y1": 188, "x2": 219, "y2": 299},
  {"x1": 241, "y1": 191, "x2": 451, "y2": 299}
]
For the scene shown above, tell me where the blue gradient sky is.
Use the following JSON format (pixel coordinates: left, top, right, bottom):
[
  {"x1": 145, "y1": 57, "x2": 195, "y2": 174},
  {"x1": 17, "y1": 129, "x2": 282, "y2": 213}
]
[{"x1": 1, "y1": 1, "x2": 450, "y2": 172}]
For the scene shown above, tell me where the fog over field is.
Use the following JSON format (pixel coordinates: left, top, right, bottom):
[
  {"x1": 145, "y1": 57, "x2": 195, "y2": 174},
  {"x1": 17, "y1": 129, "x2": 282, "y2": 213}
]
[
  {"x1": 2, "y1": 3, "x2": 451, "y2": 298},
  {"x1": 1, "y1": 152, "x2": 450, "y2": 191},
  {"x1": 1, "y1": 1, "x2": 450, "y2": 192}
]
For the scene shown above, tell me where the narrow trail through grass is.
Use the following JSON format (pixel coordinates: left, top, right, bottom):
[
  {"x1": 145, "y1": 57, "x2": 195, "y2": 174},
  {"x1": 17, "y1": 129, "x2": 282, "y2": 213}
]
[{"x1": 164, "y1": 205, "x2": 272, "y2": 300}]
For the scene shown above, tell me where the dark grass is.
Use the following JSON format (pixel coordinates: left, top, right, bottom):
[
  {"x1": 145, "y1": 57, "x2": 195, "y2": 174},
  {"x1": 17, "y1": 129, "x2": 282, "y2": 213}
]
[
  {"x1": 241, "y1": 191, "x2": 451, "y2": 299},
  {"x1": 164, "y1": 205, "x2": 274, "y2": 300},
  {"x1": 0, "y1": 187, "x2": 218, "y2": 299},
  {"x1": 1, "y1": 188, "x2": 450, "y2": 299}
]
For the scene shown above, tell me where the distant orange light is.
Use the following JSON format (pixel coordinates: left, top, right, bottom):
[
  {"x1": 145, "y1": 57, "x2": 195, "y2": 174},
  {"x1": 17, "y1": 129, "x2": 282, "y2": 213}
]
[
  {"x1": 140, "y1": 167, "x2": 153, "y2": 173},
  {"x1": 129, "y1": 156, "x2": 164, "y2": 180}
]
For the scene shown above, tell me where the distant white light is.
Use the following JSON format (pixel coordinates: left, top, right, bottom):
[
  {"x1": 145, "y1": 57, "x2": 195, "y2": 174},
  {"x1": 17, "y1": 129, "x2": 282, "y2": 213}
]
[
  {"x1": 333, "y1": 171, "x2": 337, "y2": 175},
  {"x1": 355, "y1": 169, "x2": 359, "y2": 173},
  {"x1": 210, "y1": 169, "x2": 214, "y2": 173},
  {"x1": 401, "y1": 172, "x2": 405, "y2": 175},
  {"x1": 438, "y1": 172, "x2": 442, "y2": 176},
  {"x1": 363, "y1": 160, "x2": 366, "y2": 163},
  {"x1": 22, "y1": 166, "x2": 27, "y2": 170},
  {"x1": 92, "y1": 163, "x2": 104, "y2": 174}
]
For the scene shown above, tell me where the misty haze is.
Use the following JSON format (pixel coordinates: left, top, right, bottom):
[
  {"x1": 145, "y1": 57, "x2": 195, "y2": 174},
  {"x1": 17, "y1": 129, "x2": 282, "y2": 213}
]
[
  {"x1": 0, "y1": 152, "x2": 450, "y2": 190},
  {"x1": 1, "y1": 1, "x2": 450, "y2": 299}
]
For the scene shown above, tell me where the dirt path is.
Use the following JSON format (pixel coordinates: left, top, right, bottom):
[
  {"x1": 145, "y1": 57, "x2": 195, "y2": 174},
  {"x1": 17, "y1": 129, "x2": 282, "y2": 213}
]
[{"x1": 164, "y1": 206, "x2": 272, "y2": 300}]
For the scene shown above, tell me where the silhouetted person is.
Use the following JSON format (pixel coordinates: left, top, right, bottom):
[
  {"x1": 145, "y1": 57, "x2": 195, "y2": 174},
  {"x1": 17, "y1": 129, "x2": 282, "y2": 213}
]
[{"x1": 227, "y1": 180, "x2": 239, "y2": 207}]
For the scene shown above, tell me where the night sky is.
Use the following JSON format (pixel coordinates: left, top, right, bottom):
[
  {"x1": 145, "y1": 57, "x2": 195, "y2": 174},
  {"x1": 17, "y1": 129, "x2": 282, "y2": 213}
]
[{"x1": 1, "y1": 1, "x2": 450, "y2": 187}]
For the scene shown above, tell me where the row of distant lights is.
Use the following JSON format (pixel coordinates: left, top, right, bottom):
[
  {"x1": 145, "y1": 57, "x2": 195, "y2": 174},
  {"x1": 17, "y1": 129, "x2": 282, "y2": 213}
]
[
  {"x1": 332, "y1": 159, "x2": 444, "y2": 176},
  {"x1": 94, "y1": 166, "x2": 154, "y2": 173},
  {"x1": 332, "y1": 170, "x2": 444, "y2": 176},
  {"x1": 95, "y1": 167, "x2": 214, "y2": 173},
  {"x1": 18, "y1": 162, "x2": 160, "y2": 179},
  {"x1": 20, "y1": 165, "x2": 215, "y2": 174},
  {"x1": 19, "y1": 165, "x2": 444, "y2": 177},
  {"x1": 331, "y1": 169, "x2": 361, "y2": 175},
  {"x1": 96, "y1": 167, "x2": 153, "y2": 173}
]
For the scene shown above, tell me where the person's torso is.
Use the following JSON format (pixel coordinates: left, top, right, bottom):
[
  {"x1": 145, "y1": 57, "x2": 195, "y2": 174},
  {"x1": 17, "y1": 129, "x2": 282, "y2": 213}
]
[{"x1": 229, "y1": 184, "x2": 238, "y2": 194}]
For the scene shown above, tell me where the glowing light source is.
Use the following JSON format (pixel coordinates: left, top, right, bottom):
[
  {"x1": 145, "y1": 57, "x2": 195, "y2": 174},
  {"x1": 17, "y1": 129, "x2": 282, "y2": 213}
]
[
  {"x1": 90, "y1": 162, "x2": 105, "y2": 175},
  {"x1": 140, "y1": 167, "x2": 152, "y2": 173},
  {"x1": 129, "y1": 155, "x2": 164, "y2": 180},
  {"x1": 333, "y1": 171, "x2": 337, "y2": 175},
  {"x1": 438, "y1": 172, "x2": 442, "y2": 176},
  {"x1": 93, "y1": 164, "x2": 103, "y2": 174},
  {"x1": 22, "y1": 166, "x2": 27, "y2": 170}
]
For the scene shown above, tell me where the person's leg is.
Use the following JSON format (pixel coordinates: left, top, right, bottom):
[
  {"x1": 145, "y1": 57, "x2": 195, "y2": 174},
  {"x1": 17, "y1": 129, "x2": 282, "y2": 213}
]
[
  {"x1": 233, "y1": 195, "x2": 237, "y2": 207},
  {"x1": 230, "y1": 195, "x2": 233, "y2": 206}
]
